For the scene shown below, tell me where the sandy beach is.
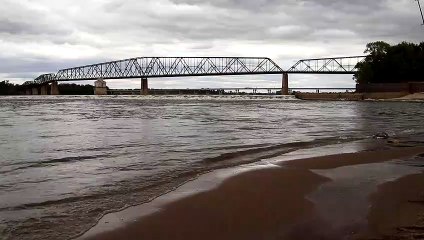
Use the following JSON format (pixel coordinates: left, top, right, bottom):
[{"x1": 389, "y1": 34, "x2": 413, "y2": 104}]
[
  {"x1": 394, "y1": 93, "x2": 424, "y2": 101},
  {"x1": 363, "y1": 173, "x2": 424, "y2": 239},
  {"x1": 79, "y1": 145, "x2": 424, "y2": 240}
]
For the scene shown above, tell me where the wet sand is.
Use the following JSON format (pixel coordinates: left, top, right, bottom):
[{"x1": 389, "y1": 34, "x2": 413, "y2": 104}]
[
  {"x1": 395, "y1": 93, "x2": 424, "y2": 101},
  {"x1": 83, "y1": 146, "x2": 424, "y2": 240},
  {"x1": 283, "y1": 146, "x2": 424, "y2": 169},
  {"x1": 360, "y1": 173, "x2": 424, "y2": 239}
]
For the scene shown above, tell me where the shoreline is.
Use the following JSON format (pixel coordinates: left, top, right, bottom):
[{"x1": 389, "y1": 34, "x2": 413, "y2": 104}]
[
  {"x1": 294, "y1": 92, "x2": 424, "y2": 101},
  {"x1": 78, "y1": 144, "x2": 424, "y2": 240},
  {"x1": 75, "y1": 140, "x2": 374, "y2": 240}
]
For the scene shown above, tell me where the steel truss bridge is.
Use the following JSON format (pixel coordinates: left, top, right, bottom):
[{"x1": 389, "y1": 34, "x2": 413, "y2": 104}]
[
  {"x1": 23, "y1": 56, "x2": 366, "y2": 86},
  {"x1": 288, "y1": 56, "x2": 366, "y2": 74}
]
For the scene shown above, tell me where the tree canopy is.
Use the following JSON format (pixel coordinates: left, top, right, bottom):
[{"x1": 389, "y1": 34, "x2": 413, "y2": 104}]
[
  {"x1": 354, "y1": 41, "x2": 424, "y2": 84},
  {"x1": 0, "y1": 80, "x2": 19, "y2": 95},
  {"x1": 0, "y1": 81, "x2": 95, "y2": 95},
  {"x1": 58, "y1": 83, "x2": 95, "y2": 95}
]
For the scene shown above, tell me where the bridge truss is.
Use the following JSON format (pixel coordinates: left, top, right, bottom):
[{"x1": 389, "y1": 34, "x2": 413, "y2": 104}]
[
  {"x1": 287, "y1": 56, "x2": 366, "y2": 74},
  {"x1": 24, "y1": 56, "x2": 367, "y2": 86},
  {"x1": 24, "y1": 57, "x2": 283, "y2": 85}
]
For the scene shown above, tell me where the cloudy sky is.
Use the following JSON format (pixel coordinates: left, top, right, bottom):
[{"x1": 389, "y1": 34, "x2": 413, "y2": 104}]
[{"x1": 1, "y1": 0, "x2": 423, "y2": 89}]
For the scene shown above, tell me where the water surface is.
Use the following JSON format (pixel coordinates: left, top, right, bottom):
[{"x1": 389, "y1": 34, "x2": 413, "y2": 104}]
[{"x1": 0, "y1": 95, "x2": 423, "y2": 240}]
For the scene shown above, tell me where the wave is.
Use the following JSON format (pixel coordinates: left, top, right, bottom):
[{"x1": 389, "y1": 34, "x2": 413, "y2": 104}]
[
  {"x1": 0, "y1": 95, "x2": 299, "y2": 101},
  {"x1": 0, "y1": 194, "x2": 105, "y2": 211},
  {"x1": 202, "y1": 136, "x2": 361, "y2": 166},
  {"x1": 0, "y1": 154, "x2": 110, "y2": 174}
]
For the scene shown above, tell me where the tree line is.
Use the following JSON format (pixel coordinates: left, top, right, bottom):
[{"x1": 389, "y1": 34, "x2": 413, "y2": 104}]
[
  {"x1": 0, "y1": 81, "x2": 19, "y2": 95},
  {"x1": 0, "y1": 81, "x2": 95, "y2": 95},
  {"x1": 355, "y1": 41, "x2": 424, "y2": 84},
  {"x1": 58, "y1": 84, "x2": 95, "y2": 95}
]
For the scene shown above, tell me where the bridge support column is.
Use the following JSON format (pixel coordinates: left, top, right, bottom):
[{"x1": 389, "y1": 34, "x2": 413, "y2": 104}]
[
  {"x1": 94, "y1": 79, "x2": 108, "y2": 95},
  {"x1": 50, "y1": 81, "x2": 60, "y2": 95},
  {"x1": 25, "y1": 89, "x2": 32, "y2": 95},
  {"x1": 32, "y1": 87, "x2": 39, "y2": 95},
  {"x1": 282, "y1": 73, "x2": 289, "y2": 95},
  {"x1": 141, "y1": 78, "x2": 149, "y2": 95},
  {"x1": 40, "y1": 85, "x2": 48, "y2": 95}
]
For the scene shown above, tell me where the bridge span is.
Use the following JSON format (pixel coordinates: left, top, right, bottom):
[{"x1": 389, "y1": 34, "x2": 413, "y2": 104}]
[{"x1": 20, "y1": 56, "x2": 366, "y2": 95}]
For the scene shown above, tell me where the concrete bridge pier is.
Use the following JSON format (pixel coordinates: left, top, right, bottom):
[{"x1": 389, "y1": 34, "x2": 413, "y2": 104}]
[
  {"x1": 32, "y1": 87, "x2": 39, "y2": 95},
  {"x1": 94, "y1": 79, "x2": 108, "y2": 95},
  {"x1": 141, "y1": 78, "x2": 149, "y2": 95},
  {"x1": 40, "y1": 85, "x2": 48, "y2": 95},
  {"x1": 282, "y1": 73, "x2": 289, "y2": 95},
  {"x1": 50, "y1": 81, "x2": 60, "y2": 95}
]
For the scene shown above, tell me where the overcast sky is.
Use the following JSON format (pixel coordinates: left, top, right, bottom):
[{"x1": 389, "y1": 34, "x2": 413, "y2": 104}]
[{"x1": 1, "y1": 0, "x2": 423, "y2": 89}]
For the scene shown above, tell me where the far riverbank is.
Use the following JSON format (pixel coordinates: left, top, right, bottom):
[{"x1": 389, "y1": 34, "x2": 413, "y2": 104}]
[{"x1": 295, "y1": 92, "x2": 424, "y2": 101}]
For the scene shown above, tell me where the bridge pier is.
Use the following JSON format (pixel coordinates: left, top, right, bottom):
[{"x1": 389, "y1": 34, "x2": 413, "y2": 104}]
[
  {"x1": 25, "y1": 89, "x2": 32, "y2": 95},
  {"x1": 94, "y1": 79, "x2": 108, "y2": 95},
  {"x1": 40, "y1": 85, "x2": 48, "y2": 95},
  {"x1": 141, "y1": 78, "x2": 149, "y2": 95},
  {"x1": 282, "y1": 73, "x2": 289, "y2": 95},
  {"x1": 32, "y1": 87, "x2": 39, "y2": 95},
  {"x1": 50, "y1": 81, "x2": 60, "y2": 95}
]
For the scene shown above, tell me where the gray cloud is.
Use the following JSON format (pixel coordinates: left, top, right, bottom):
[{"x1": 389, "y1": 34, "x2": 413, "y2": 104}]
[
  {"x1": 0, "y1": 1, "x2": 72, "y2": 38},
  {"x1": 0, "y1": 0, "x2": 422, "y2": 88}
]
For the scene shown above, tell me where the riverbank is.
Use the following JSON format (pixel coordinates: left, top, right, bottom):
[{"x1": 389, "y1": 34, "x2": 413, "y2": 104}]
[
  {"x1": 294, "y1": 92, "x2": 412, "y2": 101},
  {"x1": 393, "y1": 92, "x2": 424, "y2": 101},
  {"x1": 79, "y1": 145, "x2": 424, "y2": 240}
]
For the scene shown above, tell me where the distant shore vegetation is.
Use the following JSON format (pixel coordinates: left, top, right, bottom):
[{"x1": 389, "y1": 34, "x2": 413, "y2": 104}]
[
  {"x1": 58, "y1": 84, "x2": 94, "y2": 95},
  {"x1": 0, "y1": 82, "x2": 95, "y2": 95},
  {"x1": 355, "y1": 41, "x2": 424, "y2": 84},
  {"x1": 0, "y1": 80, "x2": 19, "y2": 95}
]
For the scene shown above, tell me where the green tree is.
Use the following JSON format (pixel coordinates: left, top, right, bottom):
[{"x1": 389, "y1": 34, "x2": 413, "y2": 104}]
[
  {"x1": 0, "y1": 80, "x2": 19, "y2": 95},
  {"x1": 58, "y1": 83, "x2": 95, "y2": 95},
  {"x1": 355, "y1": 41, "x2": 424, "y2": 84},
  {"x1": 364, "y1": 41, "x2": 391, "y2": 56}
]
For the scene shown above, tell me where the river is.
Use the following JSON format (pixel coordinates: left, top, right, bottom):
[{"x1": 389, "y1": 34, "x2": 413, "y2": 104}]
[{"x1": 0, "y1": 95, "x2": 423, "y2": 240}]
